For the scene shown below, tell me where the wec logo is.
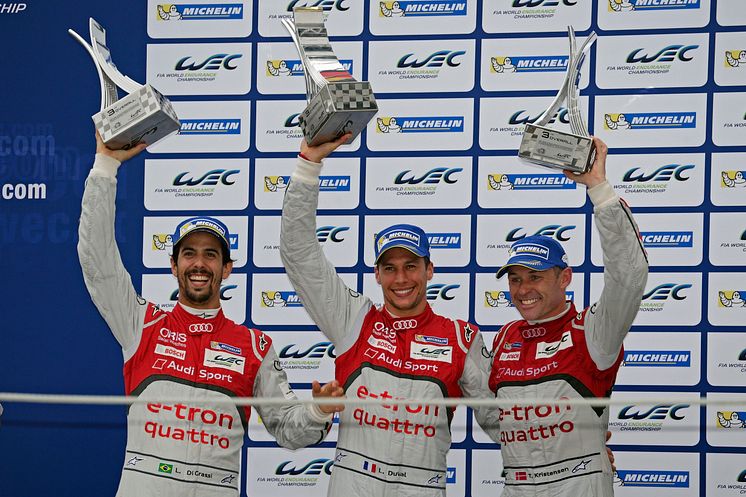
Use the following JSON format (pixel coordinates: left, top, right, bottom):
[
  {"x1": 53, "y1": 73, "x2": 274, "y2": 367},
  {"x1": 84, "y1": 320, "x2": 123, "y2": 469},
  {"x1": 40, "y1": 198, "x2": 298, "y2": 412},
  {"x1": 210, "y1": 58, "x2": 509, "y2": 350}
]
[
  {"x1": 285, "y1": 114, "x2": 301, "y2": 127},
  {"x1": 618, "y1": 404, "x2": 688, "y2": 420},
  {"x1": 397, "y1": 50, "x2": 465, "y2": 68},
  {"x1": 279, "y1": 342, "x2": 336, "y2": 359},
  {"x1": 513, "y1": 0, "x2": 576, "y2": 6},
  {"x1": 316, "y1": 225, "x2": 349, "y2": 243},
  {"x1": 642, "y1": 283, "x2": 691, "y2": 301},
  {"x1": 626, "y1": 45, "x2": 698, "y2": 64},
  {"x1": 287, "y1": 0, "x2": 348, "y2": 11},
  {"x1": 426, "y1": 283, "x2": 460, "y2": 301},
  {"x1": 506, "y1": 225, "x2": 575, "y2": 242},
  {"x1": 622, "y1": 164, "x2": 694, "y2": 182},
  {"x1": 173, "y1": 169, "x2": 239, "y2": 186},
  {"x1": 276, "y1": 458, "x2": 334, "y2": 475},
  {"x1": 509, "y1": 108, "x2": 569, "y2": 126},
  {"x1": 175, "y1": 54, "x2": 242, "y2": 71},
  {"x1": 394, "y1": 167, "x2": 463, "y2": 185}
]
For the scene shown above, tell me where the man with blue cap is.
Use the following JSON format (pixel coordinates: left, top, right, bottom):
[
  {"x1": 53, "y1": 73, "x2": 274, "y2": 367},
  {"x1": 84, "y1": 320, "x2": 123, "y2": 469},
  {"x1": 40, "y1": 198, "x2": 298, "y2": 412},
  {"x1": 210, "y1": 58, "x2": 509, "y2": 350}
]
[
  {"x1": 280, "y1": 135, "x2": 493, "y2": 497},
  {"x1": 78, "y1": 133, "x2": 343, "y2": 497},
  {"x1": 485, "y1": 137, "x2": 649, "y2": 497}
]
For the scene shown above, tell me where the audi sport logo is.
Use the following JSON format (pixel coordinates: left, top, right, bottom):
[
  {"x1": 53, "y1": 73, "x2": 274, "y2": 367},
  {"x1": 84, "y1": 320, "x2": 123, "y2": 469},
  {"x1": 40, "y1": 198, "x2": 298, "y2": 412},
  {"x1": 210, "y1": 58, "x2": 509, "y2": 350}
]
[
  {"x1": 392, "y1": 319, "x2": 417, "y2": 330},
  {"x1": 522, "y1": 327, "x2": 546, "y2": 338},
  {"x1": 189, "y1": 323, "x2": 214, "y2": 333}
]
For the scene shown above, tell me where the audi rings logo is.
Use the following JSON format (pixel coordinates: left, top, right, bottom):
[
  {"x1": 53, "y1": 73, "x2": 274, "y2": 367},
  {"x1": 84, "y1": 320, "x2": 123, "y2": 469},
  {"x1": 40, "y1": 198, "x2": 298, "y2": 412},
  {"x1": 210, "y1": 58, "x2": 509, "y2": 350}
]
[
  {"x1": 189, "y1": 323, "x2": 214, "y2": 333},
  {"x1": 522, "y1": 327, "x2": 547, "y2": 338},
  {"x1": 392, "y1": 319, "x2": 418, "y2": 330}
]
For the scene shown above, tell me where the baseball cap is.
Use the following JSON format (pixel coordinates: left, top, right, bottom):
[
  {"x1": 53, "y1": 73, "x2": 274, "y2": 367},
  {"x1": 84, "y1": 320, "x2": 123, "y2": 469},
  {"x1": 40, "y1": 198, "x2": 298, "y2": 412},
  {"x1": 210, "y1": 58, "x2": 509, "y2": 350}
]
[
  {"x1": 374, "y1": 224, "x2": 430, "y2": 264},
  {"x1": 172, "y1": 216, "x2": 231, "y2": 257},
  {"x1": 496, "y1": 235, "x2": 568, "y2": 278}
]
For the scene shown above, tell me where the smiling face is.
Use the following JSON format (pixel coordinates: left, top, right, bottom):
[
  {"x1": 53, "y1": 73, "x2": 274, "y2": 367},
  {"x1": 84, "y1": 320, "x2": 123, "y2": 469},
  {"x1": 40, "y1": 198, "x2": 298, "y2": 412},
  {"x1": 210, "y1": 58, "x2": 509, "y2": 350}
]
[
  {"x1": 171, "y1": 232, "x2": 232, "y2": 309},
  {"x1": 506, "y1": 265, "x2": 572, "y2": 322},
  {"x1": 374, "y1": 247, "x2": 433, "y2": 317}
]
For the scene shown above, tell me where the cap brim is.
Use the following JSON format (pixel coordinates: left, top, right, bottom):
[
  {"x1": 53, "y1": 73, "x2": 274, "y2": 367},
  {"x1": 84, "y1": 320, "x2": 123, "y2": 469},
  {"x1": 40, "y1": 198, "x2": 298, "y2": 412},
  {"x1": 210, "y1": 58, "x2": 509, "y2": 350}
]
[
  {"x1": 374, "y1": 243, "x2": 428, "y2": 264},
  {"x1": 173, "y1": 228, "x2": 231, "y2": 256},
  {"x1": 496, "y1": 261, "x2": 558, "y2": 279}
]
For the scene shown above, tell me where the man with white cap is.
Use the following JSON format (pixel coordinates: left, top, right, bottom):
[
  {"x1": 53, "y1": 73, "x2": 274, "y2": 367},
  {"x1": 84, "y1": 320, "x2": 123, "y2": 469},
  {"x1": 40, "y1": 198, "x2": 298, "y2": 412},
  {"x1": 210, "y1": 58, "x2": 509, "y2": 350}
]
[
  {"x1": 486, "y1": 137, "x2": 649, "y2": 496},
  {"x1": 280, "y1": 136, "x2": 493, "y2": 497},
  {"x1": 78, "y1": 133, "x2": 343, "y2": 497}
]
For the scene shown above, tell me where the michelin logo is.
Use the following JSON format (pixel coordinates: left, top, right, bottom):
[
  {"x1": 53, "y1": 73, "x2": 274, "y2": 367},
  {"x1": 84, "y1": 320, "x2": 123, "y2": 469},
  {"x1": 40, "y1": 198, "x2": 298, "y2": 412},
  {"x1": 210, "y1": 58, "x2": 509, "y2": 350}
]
[
  {"x1": 725, "y1": 50, "x2": 746, "y2": 68},
  {"x1": 488, "y1": 174, "x2": 575, "y2": 191},
  {"x1": 485, "y1": 291, "x2": 513, "y2": 307},
  {"x1": 716, "y1": 411, "x2": 746, "y2": 428},
  {"x1": 615, "y1": 470, "x2": 690, "y2": 487},
  {"x1": 640, "y1": 231, "x2": 693, "y2": 248},
  {"x1": 623, "y1": 351, "x2": 690, "y2": 367},
  {"x1": 267, "y1": 59, "x2": 353, "y2": 77},
  {"x1": 491, "y1": 56, "x2": 568, "y2": 73},
  {"x1": 604, "y1": 112, "x2": 696, "y2": 130},
  {"x1": 608, "y1": 0, "x2": 699, "y2": 12},
  {"x1": 179, "y1": 119, "x2": 241, "y2": 135},
  {"x1": 380, "y1": 1, "x2": 467, "y2": 17},
  {"x1": 427, "y1": 233, "x2": 461, "y2": 249},
  {"x1": 719, "y1": 291, "x2": 746, "y2": 308},
  {"x1": 721, "y1": 171, "x2": 746, "y2": 188},
  {"x1": 377, "y1": 116, "x2": 464, "y2": 133},
  {"x1": 261, "y1": 291, "x2": 303, "y2": 308},
  {"x1": 157, "y1": 3, "x2": 244, "y2": 21}
]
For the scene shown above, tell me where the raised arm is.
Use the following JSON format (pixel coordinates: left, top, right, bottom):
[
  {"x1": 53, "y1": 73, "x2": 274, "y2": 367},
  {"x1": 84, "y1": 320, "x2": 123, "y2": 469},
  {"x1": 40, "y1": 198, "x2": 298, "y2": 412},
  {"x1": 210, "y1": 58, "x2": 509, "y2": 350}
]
[
  {"x1": 568, "y1": 138, "x2": 649, "y2": 370},
  {"x1": 77, "y1": 134, "x2": 148, "y2": 353},
  {"x1": 279, "y1": 136, "x2": 372, "y2": 352}
]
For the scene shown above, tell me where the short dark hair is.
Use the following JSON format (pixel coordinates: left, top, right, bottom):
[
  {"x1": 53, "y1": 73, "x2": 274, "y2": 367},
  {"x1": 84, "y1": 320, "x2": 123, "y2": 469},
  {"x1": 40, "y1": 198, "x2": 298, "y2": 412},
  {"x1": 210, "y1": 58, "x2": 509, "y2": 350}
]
[{"x1": 172, "y1": 241, "x2": 232, "y2": 266}]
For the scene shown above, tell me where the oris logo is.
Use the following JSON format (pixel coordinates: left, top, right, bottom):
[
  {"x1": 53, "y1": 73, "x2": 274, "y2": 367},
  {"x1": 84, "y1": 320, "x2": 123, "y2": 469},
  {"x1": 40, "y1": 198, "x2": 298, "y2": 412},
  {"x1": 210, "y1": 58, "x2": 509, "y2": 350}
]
[
  {"x1": 373, "y1": 321, "x2": 396, "y2": 341},
  {"x1": 159, "y1": 328, "x2": 187, "y2": 343},
  {"x1": 392, "y1": 319, "x2": 418, "y2": 330},
  {"x1": 522, "y1": 327, "x2": 547, "y2": 338},
  {"x1": 189, "y1": 323, "x2": 214, "y2": 333}
]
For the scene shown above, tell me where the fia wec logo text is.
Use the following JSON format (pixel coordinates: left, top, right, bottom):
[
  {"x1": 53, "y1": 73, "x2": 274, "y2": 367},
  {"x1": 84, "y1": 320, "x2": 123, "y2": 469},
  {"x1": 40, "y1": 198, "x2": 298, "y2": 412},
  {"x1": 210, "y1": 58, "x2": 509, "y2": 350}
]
[
  {"x1": 279, "y1": 342, "x2": 336, "y2": 359},
  {"x1": 622, "y1": 164, "x2": 694, "y2": 182},
  {"x1": 397, "y1": 50, "x2": 465, "y2": 68},
  {"x1": 506, "y1": 225, "x2": 575, "y2": 242},
  {"x1": 642, "y1": 283, "x2": 691, "y2": 301},
  {"x1": 175, "y1": 54, "x2": 242, "y2": 71},
  {"x1": 394, "y1": 168, "x2": 463, "y2": 185},
  {"x1": 173, "y1": 169, "x2": 239, "y2": 186}
]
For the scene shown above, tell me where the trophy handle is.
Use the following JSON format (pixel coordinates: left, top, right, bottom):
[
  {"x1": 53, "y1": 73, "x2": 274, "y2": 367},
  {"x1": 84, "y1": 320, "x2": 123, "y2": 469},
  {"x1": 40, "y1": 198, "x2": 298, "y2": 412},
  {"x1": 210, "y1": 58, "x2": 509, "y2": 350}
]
[{"x1": 68, "y1": 29, "x2": 118, "y2": 112}]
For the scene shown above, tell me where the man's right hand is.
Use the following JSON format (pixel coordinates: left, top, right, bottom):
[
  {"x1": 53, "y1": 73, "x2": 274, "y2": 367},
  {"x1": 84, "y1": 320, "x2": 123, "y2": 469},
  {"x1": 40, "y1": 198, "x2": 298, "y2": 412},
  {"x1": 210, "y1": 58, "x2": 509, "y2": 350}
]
[
  {"x1": 300, "y1": 133, "x2": 352, "y2": 163},
  {"x1": 95, "y1": 131, "x2": 147, "y2": 163},
  {"x1": 563, "y1": 136, "x2": 608, "y2": 189}
]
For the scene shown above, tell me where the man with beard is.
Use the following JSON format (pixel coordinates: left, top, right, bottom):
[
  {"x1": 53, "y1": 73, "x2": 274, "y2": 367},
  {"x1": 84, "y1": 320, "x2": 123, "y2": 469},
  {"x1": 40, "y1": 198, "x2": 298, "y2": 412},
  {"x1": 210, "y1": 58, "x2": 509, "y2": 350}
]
[
  {"x1": 280, "y1": 135, "x2": 494, "y2": 497},
  {"x1": 78, "y1": 133, "x2": 343, "y2": 497}
]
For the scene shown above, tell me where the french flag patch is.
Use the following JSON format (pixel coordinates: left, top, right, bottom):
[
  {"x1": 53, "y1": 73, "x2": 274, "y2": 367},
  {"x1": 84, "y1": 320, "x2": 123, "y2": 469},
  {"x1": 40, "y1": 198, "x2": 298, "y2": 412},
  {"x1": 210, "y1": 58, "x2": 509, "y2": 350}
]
[{"x1": 363, "y1": 461, "x2": 377, "y2": 473}]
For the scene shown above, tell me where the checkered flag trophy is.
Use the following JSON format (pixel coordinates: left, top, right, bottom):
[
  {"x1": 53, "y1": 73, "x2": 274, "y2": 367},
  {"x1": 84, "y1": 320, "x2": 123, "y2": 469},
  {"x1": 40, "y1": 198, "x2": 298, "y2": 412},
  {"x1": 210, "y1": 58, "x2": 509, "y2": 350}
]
[
  {"x1": 518, "y1": 27, "x2": 597, "y2": 174},
  {"x1": 282, "y1": 7, "x2": 378, "y2": 146},
  {"x1": 68, "y1": 18, "x2": 180, "y2": 150}
]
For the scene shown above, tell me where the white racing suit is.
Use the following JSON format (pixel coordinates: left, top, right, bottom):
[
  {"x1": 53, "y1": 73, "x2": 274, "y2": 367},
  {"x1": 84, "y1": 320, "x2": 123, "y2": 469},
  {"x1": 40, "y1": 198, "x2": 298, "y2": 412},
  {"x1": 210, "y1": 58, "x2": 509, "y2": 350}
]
[
  {"x1": 483, "y1": 182, "x2": 649, "y2": 496},
  {"x1": 280, "y1": 157, "x2": 493, "y2": 497},
  {"x1": 78, "y1": 154, "x2": 332, "y2": 497}
]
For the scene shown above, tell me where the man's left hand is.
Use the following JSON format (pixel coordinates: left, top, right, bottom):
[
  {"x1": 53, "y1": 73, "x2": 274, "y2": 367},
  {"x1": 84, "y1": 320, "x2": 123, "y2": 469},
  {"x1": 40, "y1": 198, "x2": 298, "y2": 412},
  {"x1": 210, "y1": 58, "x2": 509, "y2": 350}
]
[{"x1": 312, "y1": 380, "x2": 345, "y2": 414}]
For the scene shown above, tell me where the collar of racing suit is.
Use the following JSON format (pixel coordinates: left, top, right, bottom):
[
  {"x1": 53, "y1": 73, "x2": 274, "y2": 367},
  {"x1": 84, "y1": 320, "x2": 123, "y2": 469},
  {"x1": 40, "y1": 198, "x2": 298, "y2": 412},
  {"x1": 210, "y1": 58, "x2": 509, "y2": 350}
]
[
  {"x1": 524, "y1": 301, "x2": 573, "y2": 325},
  {"x1": 518, "y1": 302, "x2": 578, "y2": 341},
  {"x1": 381, "y1": 302, "x2": 435, "y2": 331},
  {"x1": 172, "y1": 302, "x2": 226, "y2": 334}
]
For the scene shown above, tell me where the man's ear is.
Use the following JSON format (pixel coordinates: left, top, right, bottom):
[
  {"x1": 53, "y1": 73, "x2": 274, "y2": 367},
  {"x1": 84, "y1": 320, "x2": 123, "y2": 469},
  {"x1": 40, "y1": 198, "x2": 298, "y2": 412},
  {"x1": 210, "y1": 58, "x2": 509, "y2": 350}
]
[
  {"x1": 426, "y1": 261, "x2": 434, "y2": 281},
  {"x1": 374, "y1": 265, "x2": 381, "y2": 285},
  {"x1": 560, "y1": 267, "x2": 573, "y2": 289},
  {"x1": 170, "y1": 256, "x2": 177, "y2": 278},
  {"x1": 222, "y1": 260, "x2": 233, "y2": 280}
]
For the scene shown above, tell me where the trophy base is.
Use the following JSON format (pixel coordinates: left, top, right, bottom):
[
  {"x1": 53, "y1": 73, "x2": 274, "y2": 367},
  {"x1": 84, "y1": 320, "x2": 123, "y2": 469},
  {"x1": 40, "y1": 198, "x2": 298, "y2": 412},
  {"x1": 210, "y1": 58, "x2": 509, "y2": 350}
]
[
  {"x1": 519, "y1": 124, "x2": 595, "y2": 174},
  {"x1": 299, "y1": 81, "x2": 378, "y2": 146},
  {"x1": 93, "y1": 84, "x2": 180, "y2": 150}
]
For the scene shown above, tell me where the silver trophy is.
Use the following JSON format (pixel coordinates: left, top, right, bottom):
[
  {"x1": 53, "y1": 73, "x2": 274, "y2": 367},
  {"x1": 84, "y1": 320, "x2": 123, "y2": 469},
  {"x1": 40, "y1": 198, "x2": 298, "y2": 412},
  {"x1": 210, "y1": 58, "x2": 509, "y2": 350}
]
[
  {"x1": 518, "y1": 27, "x2": 597, "y2": 174},
  {"x1": 69, "y1": 18, "x2": 180, "y2": 150},
  {"x1": 282, "y1": 7, "x2": 377, "y2": 146}
]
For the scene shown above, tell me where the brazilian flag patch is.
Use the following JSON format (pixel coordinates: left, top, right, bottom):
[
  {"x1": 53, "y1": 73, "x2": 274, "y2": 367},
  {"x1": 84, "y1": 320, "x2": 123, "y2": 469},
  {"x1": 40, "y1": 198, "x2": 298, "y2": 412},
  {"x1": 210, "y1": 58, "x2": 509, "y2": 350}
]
[{"x1": 158, "y1": 463, "x2": 173, "y2": 474}]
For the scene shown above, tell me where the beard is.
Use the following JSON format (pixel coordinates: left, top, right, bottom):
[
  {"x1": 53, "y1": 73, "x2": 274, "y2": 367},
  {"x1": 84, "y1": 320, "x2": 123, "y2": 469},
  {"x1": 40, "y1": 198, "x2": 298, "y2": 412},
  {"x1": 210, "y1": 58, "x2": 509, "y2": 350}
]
[{"x1": 179, "y1": 269, "x2": 217, "y2": 305}]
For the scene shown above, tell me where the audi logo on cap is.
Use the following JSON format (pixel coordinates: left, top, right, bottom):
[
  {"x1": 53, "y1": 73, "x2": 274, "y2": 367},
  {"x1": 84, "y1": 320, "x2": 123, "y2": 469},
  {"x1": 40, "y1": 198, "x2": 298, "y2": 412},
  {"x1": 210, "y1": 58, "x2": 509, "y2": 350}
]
[
  {"x1": 522, "y1": 327, "x2": 546, "y2": 338},
  {"x1": 189, "y1": 323, "x2": 214, "y2": 333},
  {"x1": 392, "y1": 319, "x2": 418, "y2": 330}
]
